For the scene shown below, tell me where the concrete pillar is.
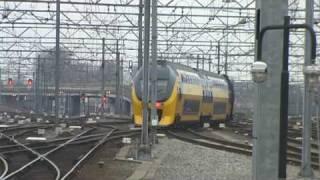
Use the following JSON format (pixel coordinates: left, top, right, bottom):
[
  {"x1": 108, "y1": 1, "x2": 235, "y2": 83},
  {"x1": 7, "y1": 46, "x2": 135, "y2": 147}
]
[{"x1": 253, "y1": 1, "x2": 288, "y2": 180}]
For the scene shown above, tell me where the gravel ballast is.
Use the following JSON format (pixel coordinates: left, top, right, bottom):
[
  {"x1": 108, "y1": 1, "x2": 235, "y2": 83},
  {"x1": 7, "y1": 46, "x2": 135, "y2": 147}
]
[{"x1": 149, "y1": 137, "x2": 318, "y2": 180}]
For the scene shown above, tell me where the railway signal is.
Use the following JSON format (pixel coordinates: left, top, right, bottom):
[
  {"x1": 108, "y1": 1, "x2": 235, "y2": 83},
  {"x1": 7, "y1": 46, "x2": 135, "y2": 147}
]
[
  {"x1": 81, "y1": 93, "x2": 86, "y2": 104},
  {"x1": 129, "y1": 60, "x2": 133, "y2": 74},
  {"x1": 101, "y1": 95, "x2": 107, "y2": 104},
  {"x1": 7, "y1": 78, "x2": 13, "y2": 87},
  {"x1": 80, "y1": 93, "x2": 86, "y2": 101},
  {"x1": 27, "y1": 79, "x2": 33, "y2": 87}
]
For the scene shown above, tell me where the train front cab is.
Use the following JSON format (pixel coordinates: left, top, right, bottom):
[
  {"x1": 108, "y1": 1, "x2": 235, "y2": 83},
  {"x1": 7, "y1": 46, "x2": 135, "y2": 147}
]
[{"x1": 131, "y1": 63, "x2": 178, "y2": 127}]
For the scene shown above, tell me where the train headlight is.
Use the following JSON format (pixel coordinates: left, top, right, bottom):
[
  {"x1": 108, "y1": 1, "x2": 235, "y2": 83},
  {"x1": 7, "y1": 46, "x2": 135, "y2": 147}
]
[
  {"x1": 304, "y1": 65, "x2": 320, "y2": 92},
  {"x1": 251, "y1": 61, "x2": 268, "y2": 83}
]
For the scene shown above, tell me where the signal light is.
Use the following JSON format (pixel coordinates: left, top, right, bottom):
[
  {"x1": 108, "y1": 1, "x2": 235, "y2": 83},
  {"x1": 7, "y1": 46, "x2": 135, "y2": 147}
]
[
  {"x1": 155, "y1": 102, "x2": 162, "y2": 109},
  {"x1": 7, "y1": 78, "x2": 13, "y2": 86},
  {"x1": 27, "y1": 79, "x2": 33, "y2": 87},
  {"x1": 80, "y1": 93, "x2": 86, "y2": 103},
  {"x1": 101, "y1": 95, "x2": 107, "y2": 104}
]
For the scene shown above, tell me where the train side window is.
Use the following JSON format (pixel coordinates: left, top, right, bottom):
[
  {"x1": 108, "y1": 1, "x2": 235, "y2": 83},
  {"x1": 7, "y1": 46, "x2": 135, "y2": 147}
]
[
  {"x1": 181, "y1": 75, "x2": 185, "y2": 82},
  {"x1": 203, "y1": 90, "x2": 213, "y2": 103},
  {"x1": 183, "y1": 100, "x2": 200, "y2": 114}
]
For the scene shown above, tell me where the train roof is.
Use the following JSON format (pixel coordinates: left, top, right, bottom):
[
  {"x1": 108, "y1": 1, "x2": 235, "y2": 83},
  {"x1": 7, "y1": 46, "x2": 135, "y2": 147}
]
[{"x1": 158, "y1": 60, "x2": 226, "y2": 80}]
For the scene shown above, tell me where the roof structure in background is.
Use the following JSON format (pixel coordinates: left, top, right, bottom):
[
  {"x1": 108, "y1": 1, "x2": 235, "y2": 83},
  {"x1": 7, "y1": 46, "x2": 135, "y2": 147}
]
[{"x1": 0, "y1": 0, "x2": 319, "y2": 82}]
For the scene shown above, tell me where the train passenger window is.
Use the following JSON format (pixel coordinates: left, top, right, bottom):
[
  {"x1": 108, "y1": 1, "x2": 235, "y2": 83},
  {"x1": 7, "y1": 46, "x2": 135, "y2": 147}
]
[
  {"x1": 184, "y1": 75, "x2": 188, "y2": 83},
  {"x1": 181, "y1": 75, "x2": 186, "y2": 83},
  {"x1": 213, "y1": 102, "x2": 227, "y2": 114},
  {"x1": 183, "y1": 100, "x2": 200, "y2": 114},
  {"x1": 202, "y1": 90, "x2": 213, "y2": 103}
]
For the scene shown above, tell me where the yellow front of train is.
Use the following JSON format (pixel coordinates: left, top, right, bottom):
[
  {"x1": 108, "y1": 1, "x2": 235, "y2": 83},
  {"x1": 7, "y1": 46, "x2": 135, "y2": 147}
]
[{"x1": 131, "y1": 62, "x2": 178, "y2": 127}]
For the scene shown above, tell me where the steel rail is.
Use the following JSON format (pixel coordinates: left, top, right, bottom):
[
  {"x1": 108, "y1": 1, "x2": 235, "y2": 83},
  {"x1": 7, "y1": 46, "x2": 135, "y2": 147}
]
[
  {"x1": 166, "y1": 130, "x2": 320, "y2": 169},
  {"x1": 61, "y1": 129, "x2": 141, "y2": 180},
  {"x1": 60, "y1": 129, "x2": 115, "y2": 179},
  {"x1": 0, "y1": 131, "x2": 140, "y2": 155},
  {"x1": 167, "y1": 130, "x2": 252, "y2": 155},
  {"x1": 2, "y1": 128, "x2": 94, "y2": 180},
  {"x1": 186, "y1": 129, "x2": 252, "y2": 150},
  {"x1": 0, "y1": 129, "x2": 140, "y2": 153},
  {"x1": 0, "y1": 124, "x2": 51, "y2": 133},
  {"x1": 4, "y1": 125, "x2": 53, "y2": 139},
  {"x1": 0, "y1": 155, "x2": 8, "y2": 179},
  {"x1": 0, "y1": 133, "x2": 61, "y2": 180},
  {"x1": 288, "y1": 137, "x2": 318, "y2": 149}
]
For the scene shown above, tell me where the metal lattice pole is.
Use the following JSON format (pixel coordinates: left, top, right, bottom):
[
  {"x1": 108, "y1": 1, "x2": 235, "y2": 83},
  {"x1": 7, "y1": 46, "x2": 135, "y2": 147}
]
[
  {"x1": 101, "y1": 38, "x2": 105, "y2": 114},
  {"x1": 138, "y1": 0, "x2": 143, "y2": 69},
  {"x1": 300, "y1": 0, "x2": 314, "y2": 177},
  {"x1": 141, "y1": 0, "x2": 151, "y2": 149},
  {"x1": 35, "y1": 55, "x2": 40, "y2": 112},
  {"x1": 150, "y1": 0, "x2": 158, "y2": 144},
  {"x1": 115, "y1": 40, "x2": 120, "y2": 114},
  {"x1": 54, "y1": 0, "x2": 61, "y2": 119},
  {"x1": 217, "y1": 41, "x2": 221, "y2": 74}
]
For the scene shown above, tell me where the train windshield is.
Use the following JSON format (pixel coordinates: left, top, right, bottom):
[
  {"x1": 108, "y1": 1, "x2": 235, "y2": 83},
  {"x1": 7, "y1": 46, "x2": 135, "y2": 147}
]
[
  {"x1": 134, "y1": 64, "x2": 175, "y2": 102},
  {"x1": 157, "y1": 80, "x2": 168, "y2": 96},
  {"x1": 139, "y1": 79, "x2": 169, "y2": 100}
]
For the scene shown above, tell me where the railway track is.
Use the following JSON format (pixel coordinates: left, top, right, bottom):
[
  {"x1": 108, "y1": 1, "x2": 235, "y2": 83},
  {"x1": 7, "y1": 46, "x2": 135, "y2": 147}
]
[
  {"x1": 231, "y1": 119, "x2": 320, "y2": 139},
  {"x1": 0, "y1": 124, "x2": 139, "y2": 180},
  {"x1": 2, "y1": 111, "x2": 131, "y2": 125},
  {"x1": 2, "y1": 127, "x2": 95, "y2": 180},
  {"x1": 166, "y1": 129, "x2": 320, "y2": 169},
  {"x1": 0, "y1": 154, "x2": 8, "y2": 179},
  {"x1": 0, "y1": 129, "x2": 139, "y2": 154},
  {"x1": 228, "y1": 120, "x2": 320, "y2": 158},
  {"x1": 0, "y1": 111, "x2": 135, "y2": 179}
]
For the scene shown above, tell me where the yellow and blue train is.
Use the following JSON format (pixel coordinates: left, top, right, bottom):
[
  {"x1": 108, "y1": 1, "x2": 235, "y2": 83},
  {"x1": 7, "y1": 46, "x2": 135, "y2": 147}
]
[{"x1": 131, "y1": 61, "x2": 234, "y2": 127}]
